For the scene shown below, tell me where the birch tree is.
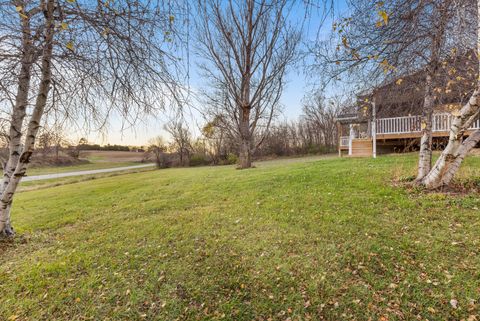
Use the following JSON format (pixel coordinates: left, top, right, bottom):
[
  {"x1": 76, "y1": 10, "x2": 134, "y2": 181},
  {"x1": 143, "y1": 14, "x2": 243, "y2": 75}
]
[
  {"x1": 195, "y1": 0, "x2": 300, "y2": 169},
  {"x1": 421, "y1": 1, "x2": 480, "y2": 188},
  {"x1": 0, "y1": 0, "x2": 186, "y2": 237},
  {"x1": 313, "y1": 0, "x2": 475, "y2": 183}
]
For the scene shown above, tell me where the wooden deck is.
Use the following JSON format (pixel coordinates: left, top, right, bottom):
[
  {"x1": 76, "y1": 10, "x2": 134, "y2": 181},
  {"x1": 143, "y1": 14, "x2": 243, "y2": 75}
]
[{"x1": 339, "y1": 113, "x2": 480, "y2": 157}]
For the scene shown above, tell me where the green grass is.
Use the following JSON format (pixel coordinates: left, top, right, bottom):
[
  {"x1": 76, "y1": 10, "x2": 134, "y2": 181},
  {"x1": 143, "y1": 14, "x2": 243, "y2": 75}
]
[
  {"x1": 1, "y1": 154, "x2": 480, "y2": 320},
  {"x1": 27, "y1": 161, "x2": 143, "y2": 176}
]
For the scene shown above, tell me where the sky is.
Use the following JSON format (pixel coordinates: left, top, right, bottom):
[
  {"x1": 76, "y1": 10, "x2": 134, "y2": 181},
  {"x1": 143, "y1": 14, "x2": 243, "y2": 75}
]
[{"x1": 81, "y1": 0, "x2": 349, "y2": 146}]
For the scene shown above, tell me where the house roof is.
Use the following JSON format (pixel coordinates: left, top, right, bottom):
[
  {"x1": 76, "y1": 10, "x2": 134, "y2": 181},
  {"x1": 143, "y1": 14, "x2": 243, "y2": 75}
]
[{"x1": 357, "y1": 50, "x2": 478, "y2": 118}]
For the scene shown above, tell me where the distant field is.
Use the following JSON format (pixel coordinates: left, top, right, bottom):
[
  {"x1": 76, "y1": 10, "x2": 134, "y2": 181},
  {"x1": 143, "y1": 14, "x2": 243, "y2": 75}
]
[
  {"x1": 80, "y1": 150, "x2": 147, "y2": 162},
  {"x1": 27, "y1": 150, "x2": 150, "y2": 176},
  {"x1": 1, "y1": 154, "x2": 480, "y2": 320}
]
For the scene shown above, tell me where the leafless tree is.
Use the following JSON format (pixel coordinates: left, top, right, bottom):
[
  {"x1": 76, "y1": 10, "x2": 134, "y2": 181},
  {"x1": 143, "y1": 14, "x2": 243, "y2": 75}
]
[
  {"x1": 302, "y1": 92, "x2": 340, "y2": 150},
  {"x1": 195, "y1": 0, "x2": 301, "y2": 168},
  {"x1": 201, "y1": 116, "x2": 230, "y2": 165},
  {"x1": 164, "y1": 119, "x2": 192, "y2": 166},
  {"x1": 37, "y1": 125, "x2": 67, "y2": 161},
  {"x1": 147, "y1": 136, "x2": 169, "y2": 169},
  {"x1": 0, "y1": 0, "x2": 187, "y2": 236}
]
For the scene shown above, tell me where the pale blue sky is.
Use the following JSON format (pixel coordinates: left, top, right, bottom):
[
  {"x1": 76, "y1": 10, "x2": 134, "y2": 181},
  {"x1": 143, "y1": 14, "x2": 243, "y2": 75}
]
[{"x1": 82, "y1": 0, "x2": 349, "y2": 146}]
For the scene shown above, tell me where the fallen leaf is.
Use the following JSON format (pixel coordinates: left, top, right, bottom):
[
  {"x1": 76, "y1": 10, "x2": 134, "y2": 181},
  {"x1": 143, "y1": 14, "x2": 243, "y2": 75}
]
[{"x1": 450, "y1": 299, "x2": 458, "y2": 309}]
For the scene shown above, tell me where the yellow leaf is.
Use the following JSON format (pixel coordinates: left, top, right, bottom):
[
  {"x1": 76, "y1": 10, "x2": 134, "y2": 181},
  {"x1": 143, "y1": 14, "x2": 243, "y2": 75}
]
[
  {"x1": 66, "y1": 41, "x2": 74, "y2": 50},
  {"x1": 451, "y1": 110, "x2": 461, "y2": 117},
  {"x1": 421, "y1": 122, "x2": 426, "y2": 130},
  {"x1": 396, "y1": 78, "x2": 403, "y2": 85},
  {"x1": 61, "y1": 22, "x2": 68, "y2": 30},
  {"x1": 8, "y1": 315, "x2": 19, "y2": 321},
  {"x1": 15, "y1": 6, "x2": 22, "y2": 12},
  {"x1": 67, "y1": 0, "x2": 75, "y2": 3},
  {"x1": 376, "y1": 21, "x2": 383, "y2": 28},
  {"x1": 169, "y1": 15, "x2": 175, "y2": 23},
  {"x1": 75, "y1": 297, "x2": 81, "y2": 302},
  {"x1": 378, "y1": 10, "x2": 389, "y2": 25},
  {"x1": 342, "y1": 36, "x2": 349, "y2": 48}
]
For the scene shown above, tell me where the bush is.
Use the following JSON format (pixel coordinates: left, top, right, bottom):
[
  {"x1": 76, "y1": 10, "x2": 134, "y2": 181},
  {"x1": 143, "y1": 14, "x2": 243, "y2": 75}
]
[
  {"x1": 189, "y1": 154, "x2": 210, "y2": 167},
  {"x1": 226, "y1": 153, "x2": 238, "y2": 165}
]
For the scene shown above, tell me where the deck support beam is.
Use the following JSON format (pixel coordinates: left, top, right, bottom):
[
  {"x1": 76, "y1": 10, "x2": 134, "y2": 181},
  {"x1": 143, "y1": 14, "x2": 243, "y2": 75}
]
[{"x1": 348, "y1": 124, "x2": 354, "y2": 156}]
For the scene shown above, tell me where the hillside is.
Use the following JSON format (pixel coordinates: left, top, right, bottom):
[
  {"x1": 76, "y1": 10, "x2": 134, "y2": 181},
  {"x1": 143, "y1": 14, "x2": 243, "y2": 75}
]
[{"x1": 1, "y1": 154, "x2": 479, "y2": 320}]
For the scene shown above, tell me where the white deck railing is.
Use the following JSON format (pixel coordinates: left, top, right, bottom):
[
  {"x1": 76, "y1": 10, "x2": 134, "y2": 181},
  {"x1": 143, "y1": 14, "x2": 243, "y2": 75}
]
[
  {"x1": 376, "y1": 113, "x2": 480, "y2": 135},
  {"x1": 340, "y1": 136, "x2": 349, "y2": 146}
]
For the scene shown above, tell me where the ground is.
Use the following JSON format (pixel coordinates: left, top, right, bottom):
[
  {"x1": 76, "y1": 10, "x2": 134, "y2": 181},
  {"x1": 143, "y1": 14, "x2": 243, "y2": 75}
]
[{"x1": 1, "y1": 154, "x2": 479, "y2": 320}]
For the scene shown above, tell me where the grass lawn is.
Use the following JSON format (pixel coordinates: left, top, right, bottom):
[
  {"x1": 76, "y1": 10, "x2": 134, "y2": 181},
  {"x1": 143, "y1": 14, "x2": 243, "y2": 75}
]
[
  {"x1": 1, "y1": 154, "x2": 479, "y2": 320},
  {"x1": 27, "y1": 161, "x2": 144, "y2": 176}
]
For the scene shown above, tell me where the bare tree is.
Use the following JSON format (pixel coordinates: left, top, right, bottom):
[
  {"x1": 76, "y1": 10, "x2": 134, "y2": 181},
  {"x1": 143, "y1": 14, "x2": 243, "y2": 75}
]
[
  {"x1": 0, "y1": 0, "x2": 186, "y2": 236},
  {"x1": 302, "y1": 92, "x2": 340, "y2": 151},
  {"x1": 165, "y1": 120, "x2": 192, "y2": 166},
  {"x1": 202, "y1": 116, "x2": 229, "y2": 165},
  {"x1": 148, "y1": 136, "x2": 169, "y2": 169},
  {"x1": 37, "y1": 125, "x2": 67, "y2": 161},
  {"x1": 195, "y1": 0, "x2": 300, "y2": 168}
]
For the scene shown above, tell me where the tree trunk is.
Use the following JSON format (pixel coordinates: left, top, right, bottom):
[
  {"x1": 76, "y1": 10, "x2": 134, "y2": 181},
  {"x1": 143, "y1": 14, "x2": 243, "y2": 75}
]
[
  {"x1": 239, "y1": 137, "x2": 252, "y2": 168},
  {"x1": 421, "y1": 1, "x2": 480, "y2": 189},
  {"x1": 416, "y1": 72, "x2": 435, "y2": 181},
  {"x1": 238, "y1": 108, "x2": 252, "y2": 169},
  {"x1": 0, "y1": 0, "x2": 55, "y2": 237},
  {"x1": 422, "y1": 89, "x2": 480, "y2": 189},
  {"x1": 0, "y1": 17, "x2": 35, "y2": 236}
]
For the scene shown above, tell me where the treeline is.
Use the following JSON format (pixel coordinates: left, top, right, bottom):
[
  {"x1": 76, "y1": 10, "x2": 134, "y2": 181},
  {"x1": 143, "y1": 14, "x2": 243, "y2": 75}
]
[
  {"x1": 76, "y1": 143, "x2": 131, "y2": 151},
  {"x1": 147, "y1": 93, "x2": 342, "y2": 168}
]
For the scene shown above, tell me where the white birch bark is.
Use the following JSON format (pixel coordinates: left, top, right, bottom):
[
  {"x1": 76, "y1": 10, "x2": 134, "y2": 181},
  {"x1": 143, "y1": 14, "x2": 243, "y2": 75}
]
[
  {"x1": 422, "y1": 90, "x2": 480, "y2": 188},
  {"x1": 0, "y1": 0, "x2": 55, "y2": 236},
  {"x1": 421, "y1": 0, "x2": 480, "y2": 189},
  {"x1": 416, "y1": 73, "x2": 435, "y2": 181},
  {"x1": 0, "y1": 14, "x2": 36, "y2": 236}
]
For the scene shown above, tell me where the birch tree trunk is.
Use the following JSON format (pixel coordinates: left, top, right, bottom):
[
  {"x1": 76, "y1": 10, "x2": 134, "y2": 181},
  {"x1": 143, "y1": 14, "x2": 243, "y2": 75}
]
[
  {"x1": 416, "y1": 72, "x2": 435, "y2": 181},
  {"x1": 0, "y1": 16, "x2": 36, "y2": 236},
  {"x1": 422, "y1": 90, "x2": 480, "y2": 188},
  {"x1": 421, "y1": 0, "x2": 480, "y2": 189},
  {"x1": 0, "y1": 0, "x2": 55, "y2": 236}
]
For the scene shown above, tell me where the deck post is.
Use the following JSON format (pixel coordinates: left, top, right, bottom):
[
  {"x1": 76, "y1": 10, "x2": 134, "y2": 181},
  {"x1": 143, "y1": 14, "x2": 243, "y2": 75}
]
[
  {"x1": 372, "y1": 100, "x2": 377, "y2": 158},
  {"x1": 348, "y1": 124, "x2": 353, "y2": 156}
]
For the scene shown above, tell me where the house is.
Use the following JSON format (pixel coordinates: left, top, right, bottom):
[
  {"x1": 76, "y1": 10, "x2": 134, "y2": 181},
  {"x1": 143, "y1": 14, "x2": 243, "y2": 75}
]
[{"x1": 336, "y1": 51, "x2": 480, "y2": 157}]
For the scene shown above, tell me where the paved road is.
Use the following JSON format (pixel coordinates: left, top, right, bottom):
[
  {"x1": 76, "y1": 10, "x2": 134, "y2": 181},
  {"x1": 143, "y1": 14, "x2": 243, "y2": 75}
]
[{"x1": 23, "y1": 163, "x2": 155, "y2": 182}]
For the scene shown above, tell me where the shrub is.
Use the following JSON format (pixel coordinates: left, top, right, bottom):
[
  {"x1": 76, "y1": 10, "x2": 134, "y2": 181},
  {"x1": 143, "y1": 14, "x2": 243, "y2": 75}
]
[
  {"x1": 189, "y1": 154, "x2": 210, "y2": 167},
  {"x1": 226, "y1": 153, "x2": 238, "y2": 165}
]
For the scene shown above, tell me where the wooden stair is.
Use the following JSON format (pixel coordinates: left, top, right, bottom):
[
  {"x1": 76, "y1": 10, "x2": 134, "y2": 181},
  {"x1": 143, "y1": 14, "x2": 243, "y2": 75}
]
[{"x1": 350, "y1": 139, "x2": 373, "y2": 157}]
